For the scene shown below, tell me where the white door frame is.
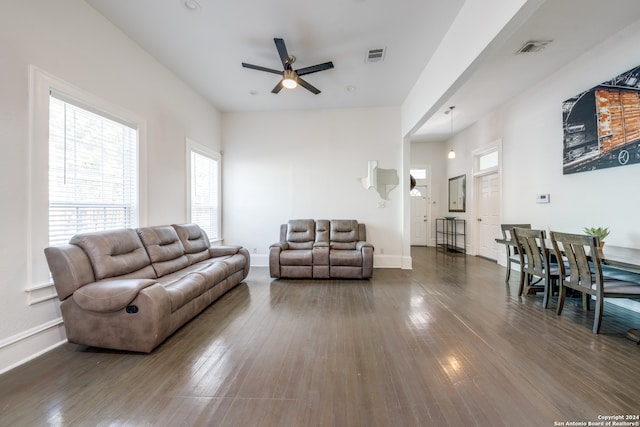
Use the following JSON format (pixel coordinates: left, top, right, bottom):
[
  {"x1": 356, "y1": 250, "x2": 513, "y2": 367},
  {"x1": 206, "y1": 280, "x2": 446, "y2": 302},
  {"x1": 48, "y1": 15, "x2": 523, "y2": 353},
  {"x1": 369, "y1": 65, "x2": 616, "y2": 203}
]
[{"x1": 471, "y1": 141, "x2": 502, "y2": 257}]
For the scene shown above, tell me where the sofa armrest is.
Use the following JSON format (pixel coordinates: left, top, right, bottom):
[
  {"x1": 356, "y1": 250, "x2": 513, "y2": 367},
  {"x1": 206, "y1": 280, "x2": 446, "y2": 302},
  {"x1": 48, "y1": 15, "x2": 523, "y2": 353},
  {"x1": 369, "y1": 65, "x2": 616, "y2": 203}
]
[
  {"x1": 73, "y1": 278, "x2": 158, "y2": 312},
  {"x1": 270, "y1": 242, "x2": 289, "y2": 251},
  {"x1": 359, "y1": 243, "x2": 374, "y2": 279},
  {"x1": 356, "y1": 241, "x2": 374, "y2": 251},
  {"x1": 314, "y1": 242, "x2": 329, "y2": 248},
  {"x1": 269, "y1": 242, "x2": 288, "y2": 278}
]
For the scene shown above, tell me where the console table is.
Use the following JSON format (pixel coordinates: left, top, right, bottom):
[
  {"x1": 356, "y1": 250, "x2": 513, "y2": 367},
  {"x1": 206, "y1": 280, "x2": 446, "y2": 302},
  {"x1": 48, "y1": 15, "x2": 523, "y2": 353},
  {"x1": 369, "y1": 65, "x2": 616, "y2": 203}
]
[{"x1": 436, "y1": 218, "x2": 466, "y2": 253}]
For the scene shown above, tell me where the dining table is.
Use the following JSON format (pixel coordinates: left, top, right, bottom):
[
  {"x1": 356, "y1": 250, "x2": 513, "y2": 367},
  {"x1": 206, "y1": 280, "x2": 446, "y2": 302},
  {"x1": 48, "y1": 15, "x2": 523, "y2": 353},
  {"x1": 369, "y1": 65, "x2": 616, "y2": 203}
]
[{"x1": 495, "y1": 237, "x2": 640, "y2": 344}]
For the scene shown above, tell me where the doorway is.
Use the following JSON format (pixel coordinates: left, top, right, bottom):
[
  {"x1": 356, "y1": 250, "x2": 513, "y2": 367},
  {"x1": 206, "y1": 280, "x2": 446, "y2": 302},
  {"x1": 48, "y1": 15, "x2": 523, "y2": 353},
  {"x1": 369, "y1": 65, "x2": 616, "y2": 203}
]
[
  {"x1": 476, "y1": 172, "x2": 500, "y2": 259},
  {"x1": 473, "y1": 144, "x2": 501, "y2": 260},
  {"x1": 410, "y1": 185, "x2": 428, "y2": 245},
  {"x1": 410, "y1": 167, "x2": 431, "y2": 246}
]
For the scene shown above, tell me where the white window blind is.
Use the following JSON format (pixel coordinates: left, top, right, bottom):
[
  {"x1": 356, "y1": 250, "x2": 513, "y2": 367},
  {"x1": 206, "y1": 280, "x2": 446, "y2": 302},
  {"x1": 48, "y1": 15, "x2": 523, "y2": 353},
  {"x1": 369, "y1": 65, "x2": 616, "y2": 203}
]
[
  {"x1": 190, "y1": 149, "x2": 219, "y2": 241},
  {"x1": 48, "y1": 94, "x2": 138, "y2": 247}
]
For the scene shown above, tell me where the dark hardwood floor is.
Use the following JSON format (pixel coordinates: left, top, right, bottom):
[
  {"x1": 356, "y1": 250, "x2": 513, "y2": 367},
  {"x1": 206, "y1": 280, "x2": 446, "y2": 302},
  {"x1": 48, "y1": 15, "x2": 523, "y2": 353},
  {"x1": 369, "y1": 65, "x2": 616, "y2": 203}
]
[{"x1": 2, "y1": 247, "x2": 640, "y2": 426}]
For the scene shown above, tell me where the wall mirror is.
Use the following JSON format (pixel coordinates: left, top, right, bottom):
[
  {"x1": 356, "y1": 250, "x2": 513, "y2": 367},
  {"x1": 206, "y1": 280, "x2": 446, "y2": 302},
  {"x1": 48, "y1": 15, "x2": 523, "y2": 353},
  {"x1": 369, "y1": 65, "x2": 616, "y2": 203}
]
[{"x1": 448, "y1": 174, "x2": 466, "y2": 212}]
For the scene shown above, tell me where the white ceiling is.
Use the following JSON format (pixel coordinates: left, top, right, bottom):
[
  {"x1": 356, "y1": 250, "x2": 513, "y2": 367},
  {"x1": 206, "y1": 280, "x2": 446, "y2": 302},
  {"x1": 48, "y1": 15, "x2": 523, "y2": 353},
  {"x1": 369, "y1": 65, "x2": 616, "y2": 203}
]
[
  {"x1": 84, "y1": 0, "x2": 640, "y2": 142},
  {"x1": 84, "y1": 0, "x2": 464, "y2": 113}
]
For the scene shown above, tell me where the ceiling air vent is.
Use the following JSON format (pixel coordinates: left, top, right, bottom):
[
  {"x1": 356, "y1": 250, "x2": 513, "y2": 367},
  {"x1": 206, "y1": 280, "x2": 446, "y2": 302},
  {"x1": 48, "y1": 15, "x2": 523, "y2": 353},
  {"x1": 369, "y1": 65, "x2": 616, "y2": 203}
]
[
  {"x1": 516, "y1": 40, "x2": 552, "y2": 54},
  {"x1": 366, "y1": 47, "x2": 386, "y2": 63}
]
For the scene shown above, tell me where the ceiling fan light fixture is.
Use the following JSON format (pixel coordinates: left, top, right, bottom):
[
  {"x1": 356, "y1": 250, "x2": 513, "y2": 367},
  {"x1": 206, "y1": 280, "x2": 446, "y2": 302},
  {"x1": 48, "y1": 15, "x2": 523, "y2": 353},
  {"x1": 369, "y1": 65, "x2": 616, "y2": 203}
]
[
  {"x1": 282, "y1": 69, "x2": 298, "y2": 89},
  {"x1": 242, "y1": 38, "x2": 332, "y2": 95}
]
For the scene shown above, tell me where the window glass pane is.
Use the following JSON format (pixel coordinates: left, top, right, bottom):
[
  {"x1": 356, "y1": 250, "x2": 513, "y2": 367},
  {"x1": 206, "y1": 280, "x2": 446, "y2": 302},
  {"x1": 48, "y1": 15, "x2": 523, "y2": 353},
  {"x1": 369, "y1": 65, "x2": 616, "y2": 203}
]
[
  {"x1": 479, "y1": 150, "x2": 498, "y2": 171},
  {"x1": 49, "y1": 95, "x2": 137, "y2": 247},
  {"x1": 410, "y1": 168, "x2": 427, "y2": 179},
  {"x1": 190, "y1": 150, "x2": 219, "y2": 240}
]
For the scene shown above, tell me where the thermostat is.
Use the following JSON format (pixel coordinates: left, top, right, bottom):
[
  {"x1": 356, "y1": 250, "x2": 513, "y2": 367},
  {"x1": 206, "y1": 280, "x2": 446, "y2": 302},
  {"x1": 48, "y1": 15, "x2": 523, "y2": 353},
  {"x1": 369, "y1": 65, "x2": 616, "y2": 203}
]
[{"x1": 536, "y1": 194, "x2": 550, "y2": 204}]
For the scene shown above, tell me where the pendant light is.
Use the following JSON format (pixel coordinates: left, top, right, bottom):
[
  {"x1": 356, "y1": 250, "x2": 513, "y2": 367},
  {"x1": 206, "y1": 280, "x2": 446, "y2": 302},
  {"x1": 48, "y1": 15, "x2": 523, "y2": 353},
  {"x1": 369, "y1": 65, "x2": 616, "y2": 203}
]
[{"x1": 447, "y1": 106, "x2": 456, "y2": 159}]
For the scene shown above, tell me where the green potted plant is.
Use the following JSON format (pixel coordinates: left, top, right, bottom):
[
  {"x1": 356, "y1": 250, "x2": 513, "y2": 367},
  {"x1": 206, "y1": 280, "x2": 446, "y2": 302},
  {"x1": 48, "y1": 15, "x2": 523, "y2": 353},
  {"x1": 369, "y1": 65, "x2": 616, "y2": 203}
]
[{"x1": 582, "y1": 226, "x2": 610, "y2": 254}]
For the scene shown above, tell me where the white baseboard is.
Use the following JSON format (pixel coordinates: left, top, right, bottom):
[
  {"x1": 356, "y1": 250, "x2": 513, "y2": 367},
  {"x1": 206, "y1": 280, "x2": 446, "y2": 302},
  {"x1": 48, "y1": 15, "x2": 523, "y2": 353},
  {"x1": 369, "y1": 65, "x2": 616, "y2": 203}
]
[
  {"x1": 250, "y1": 254, "x2": 269, "y2": 267},
  {"x1": 0, "y1": 318, "x2": 66, "y2": 375},
  {"x1": 374, "y1": 254, "x2": 403, "y2": 268}
]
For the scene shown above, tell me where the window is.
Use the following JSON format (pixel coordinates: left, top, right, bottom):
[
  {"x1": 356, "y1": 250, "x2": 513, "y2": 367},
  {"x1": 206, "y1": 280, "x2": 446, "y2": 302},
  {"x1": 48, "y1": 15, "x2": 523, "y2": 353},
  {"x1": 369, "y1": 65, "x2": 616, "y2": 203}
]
[
  {"x1": 410, "y1": 168, "x2": 427, "y2": 180},
  {"x1": 410, "y1": 167, "x2": 428, "y2": 196},
  {"x1": 28, "y1": 67, "x2": 145, "y2": 299},
  {"x1": 48, "y1": 93, "x2": 138, "y2": 247},
  {"x1": 478, "y1": 149, "x2": 499, "y2": 172},
  {"x1": 188, "y1": 140, "x2": 221, "y2": 241}
]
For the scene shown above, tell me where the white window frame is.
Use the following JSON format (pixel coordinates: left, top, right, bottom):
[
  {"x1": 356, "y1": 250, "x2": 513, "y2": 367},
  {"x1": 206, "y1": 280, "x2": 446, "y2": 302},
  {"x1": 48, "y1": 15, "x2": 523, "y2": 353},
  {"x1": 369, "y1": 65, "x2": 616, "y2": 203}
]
[
  {"x1": 27, "y1": 66, "x2": 147, "y2": 301},
  {"x1": 186, "y1": 138, "x2": 221, "y2": 243},
  {"x1": 473, "y1": 145, "x2": 500, "y2": 177}
]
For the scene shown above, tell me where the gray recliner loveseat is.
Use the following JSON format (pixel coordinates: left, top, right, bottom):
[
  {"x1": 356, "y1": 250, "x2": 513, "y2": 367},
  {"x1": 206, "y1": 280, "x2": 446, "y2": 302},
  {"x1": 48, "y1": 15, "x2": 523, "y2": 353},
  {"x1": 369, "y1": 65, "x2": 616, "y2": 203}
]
[{"x1": 269, "y1": 219, "x2": 374, "y2": 279}]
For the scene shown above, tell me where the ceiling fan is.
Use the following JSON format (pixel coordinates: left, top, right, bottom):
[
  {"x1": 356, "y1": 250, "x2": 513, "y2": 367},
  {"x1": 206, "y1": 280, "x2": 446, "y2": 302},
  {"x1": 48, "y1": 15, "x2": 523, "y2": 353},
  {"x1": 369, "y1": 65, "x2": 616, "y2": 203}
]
[{"x1": 242, "y1": 38, "x2": 334, "y2": 95}]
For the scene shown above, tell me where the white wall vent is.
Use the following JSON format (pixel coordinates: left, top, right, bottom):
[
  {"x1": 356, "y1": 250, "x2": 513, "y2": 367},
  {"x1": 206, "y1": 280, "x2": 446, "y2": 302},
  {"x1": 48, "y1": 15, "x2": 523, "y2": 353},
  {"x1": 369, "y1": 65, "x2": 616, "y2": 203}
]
[
  {"x1": 516, "y1": 40, "x2": 552, "y2": 54},
  {"x1": 366, "y1": 48, "x2": 386, "y2": 63}
]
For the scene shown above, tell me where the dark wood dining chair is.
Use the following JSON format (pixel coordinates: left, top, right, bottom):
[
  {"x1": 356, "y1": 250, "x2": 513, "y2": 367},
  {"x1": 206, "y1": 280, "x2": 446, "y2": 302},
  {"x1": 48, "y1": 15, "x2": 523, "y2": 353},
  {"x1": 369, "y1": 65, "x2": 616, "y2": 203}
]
[
  {"x1": 500, "y1": 223, "x2": 531, "y2": 284},
  {"x1": 550, "y1": 231, "x2": 640, "y2": 334},
  {"x1": 512, "y1": 227, "x2": 559, "y2": 308}
]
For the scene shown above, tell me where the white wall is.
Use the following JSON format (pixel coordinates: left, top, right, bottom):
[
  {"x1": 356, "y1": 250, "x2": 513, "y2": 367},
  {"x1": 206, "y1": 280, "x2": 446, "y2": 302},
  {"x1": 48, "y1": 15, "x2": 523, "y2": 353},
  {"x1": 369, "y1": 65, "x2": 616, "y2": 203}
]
[
  {"x1": 0, "y1": 0, "x2": 222, "y2": 373},
  {"x1": 444, "y1": 20, "x2": 640, "y2": 252},
  {"x1": 221, "y1": 108, "x2": 405, "y2": 268}
]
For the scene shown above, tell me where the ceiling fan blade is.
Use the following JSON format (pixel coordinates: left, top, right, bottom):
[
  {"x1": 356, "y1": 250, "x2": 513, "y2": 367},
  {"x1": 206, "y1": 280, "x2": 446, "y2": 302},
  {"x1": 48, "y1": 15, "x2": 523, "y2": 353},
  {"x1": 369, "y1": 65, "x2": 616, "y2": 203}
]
[
  {"x1": 242, "y1": 63, "x2": 283, "y2": 75},
  {"x1": 274, "y1": 38, "x2": 290, "y2": 68},
  {"x1": 271, "y1": 80, "x2": 284, "y2": 94},
  {"x1": 298, "y1": 77, "x2": 321, "y2": 95},
  {"x1": 296, "y1": 61, "x2": 334, "y2": 76}
]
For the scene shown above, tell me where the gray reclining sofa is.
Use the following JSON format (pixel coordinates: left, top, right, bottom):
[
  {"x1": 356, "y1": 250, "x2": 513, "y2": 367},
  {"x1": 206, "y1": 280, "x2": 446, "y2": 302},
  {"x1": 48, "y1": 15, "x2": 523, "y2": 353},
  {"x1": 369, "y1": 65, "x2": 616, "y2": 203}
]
[{"x1": 44, "y1": 223, "x2": 250, "y2": 352}]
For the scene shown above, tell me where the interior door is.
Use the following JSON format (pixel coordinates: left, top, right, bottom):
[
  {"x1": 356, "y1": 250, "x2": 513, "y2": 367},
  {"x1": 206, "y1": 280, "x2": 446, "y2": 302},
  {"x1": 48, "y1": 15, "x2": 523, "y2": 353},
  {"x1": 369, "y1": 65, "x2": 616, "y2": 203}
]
[
  {"x1": 477, "y1": 173, "x2": 500, "y2": 259},
  {"x1": 411, "y1": 185, "x2": 428, "y2": 246}
]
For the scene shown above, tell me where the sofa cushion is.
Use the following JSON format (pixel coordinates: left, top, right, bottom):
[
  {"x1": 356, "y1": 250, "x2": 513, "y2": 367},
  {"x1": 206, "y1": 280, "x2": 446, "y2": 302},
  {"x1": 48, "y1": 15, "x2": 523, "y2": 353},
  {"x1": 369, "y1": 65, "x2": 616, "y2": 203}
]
[
  {"x1": 137, "y1": 226, "x2": 189, "y2": 277},
  {"x1": 70, "y1": 229, "x2": 155, "y2": 281},
  {"x1": 164, "y1": 273, "x2": 207, "y2": 312},
  {"x1": 73, "y1": 278, "x2": 157, "y2": 312},
  {"x1": 212, "y1": 254, "x2": 246, "y2": 274},
  {"x1": 190, "y1": 261, "x2": 230, "y2": 289},
  {"x1": 173, "y1": 224, "x2": 211, "y2": 264},
  {"x1": 330, "y1": 220, "x2": 358, "y2": 250},
  {"x1": 286, "y1": 219, "x2": 315, "y2": 250},
  {"x1": 281, "y1": 249, "x2": 313, "y2": 266},
  {"x1": 330, "y1": 250, "x2": 363, "y2": 267}
]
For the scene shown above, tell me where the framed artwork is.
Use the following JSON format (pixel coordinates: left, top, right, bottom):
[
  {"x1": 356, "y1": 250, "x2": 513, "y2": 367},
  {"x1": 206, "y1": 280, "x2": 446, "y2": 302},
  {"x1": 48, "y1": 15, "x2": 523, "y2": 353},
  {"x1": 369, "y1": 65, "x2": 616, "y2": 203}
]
[{"x1": 562, "y1": 65, "x2": 640, "y2": 174}]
